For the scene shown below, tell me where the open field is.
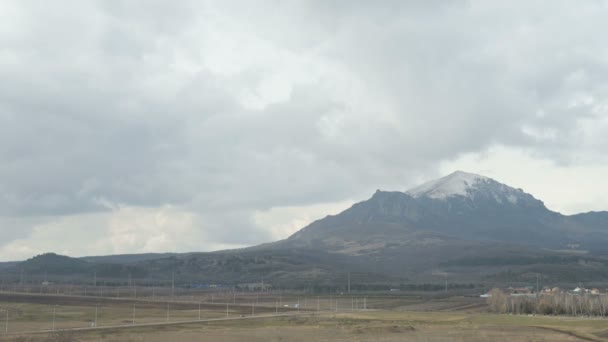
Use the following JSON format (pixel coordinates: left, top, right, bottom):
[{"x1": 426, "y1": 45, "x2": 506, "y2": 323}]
[
  {"x1": 1, "y1": 311, "x2": 604, "y2": 342},
  {"x1": 1, "y1": 292, "x2": 608, "y2": 341}
]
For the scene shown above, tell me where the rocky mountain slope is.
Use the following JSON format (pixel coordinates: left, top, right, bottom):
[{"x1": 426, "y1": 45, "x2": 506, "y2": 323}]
[{"x1": 285, "y1": 171, "x2": 608, "y2": 252}]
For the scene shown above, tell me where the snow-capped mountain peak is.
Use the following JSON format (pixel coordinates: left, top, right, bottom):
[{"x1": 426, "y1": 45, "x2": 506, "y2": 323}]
[
  {"x1": 411, "y1": 171, "x2": 518, "y2": 202},
  {"x1": 406, "y1": 171, "x2": 489, "y2": 199},
  {"x1": 404, "y1": 171, "x2": 547, "y2": 208}
]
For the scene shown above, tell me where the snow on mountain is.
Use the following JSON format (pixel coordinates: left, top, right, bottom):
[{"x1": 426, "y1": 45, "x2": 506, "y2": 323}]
[
  {"x1": 406, "y1": 171, "x2": 491, "y2": 199},
  {"x1": 405, "y1": 170, "x2": 531, "y2": 206}
]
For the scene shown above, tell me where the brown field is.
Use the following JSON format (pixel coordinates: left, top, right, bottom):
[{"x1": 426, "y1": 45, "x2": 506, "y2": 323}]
[{"x1": 1, "y1": 292, "x2": 607, "y2": 341}]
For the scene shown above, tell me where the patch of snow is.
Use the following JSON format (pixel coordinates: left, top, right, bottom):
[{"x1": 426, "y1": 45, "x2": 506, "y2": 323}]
[
  {"x1": 507, "y1": 194, "x2": 518, "y2": 204},
  {"x1": 406, "y1": 171, "x2": 488, "y2": 199}
]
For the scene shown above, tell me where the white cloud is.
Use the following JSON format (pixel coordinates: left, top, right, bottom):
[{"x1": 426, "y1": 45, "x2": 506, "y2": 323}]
[
  {"x1": 0, "y1": 206, "x2": 247, "y2": 261},
  {"x1": 254, "y1": 200, "x2": 355, "y2": 240}
]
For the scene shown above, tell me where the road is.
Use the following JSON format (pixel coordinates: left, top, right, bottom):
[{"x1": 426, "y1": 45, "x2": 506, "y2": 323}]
[{"x1": 2, "y1": 311, "x2": 321, "y2": 336}]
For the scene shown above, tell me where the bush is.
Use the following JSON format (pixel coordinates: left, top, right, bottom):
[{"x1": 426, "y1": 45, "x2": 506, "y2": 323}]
[{"x1": 537, "y1": 299, "x2": 553, "y2": 315}]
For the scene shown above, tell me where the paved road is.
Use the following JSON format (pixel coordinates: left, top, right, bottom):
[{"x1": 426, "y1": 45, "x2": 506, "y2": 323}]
[{"x1": 3, "y1": 311, "x2": 321, "y2": 336}]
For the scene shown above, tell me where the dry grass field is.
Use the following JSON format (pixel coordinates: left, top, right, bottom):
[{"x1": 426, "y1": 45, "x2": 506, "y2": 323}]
[{"x1": 1, "y1": 293, "x2": 607, "y2": 341}]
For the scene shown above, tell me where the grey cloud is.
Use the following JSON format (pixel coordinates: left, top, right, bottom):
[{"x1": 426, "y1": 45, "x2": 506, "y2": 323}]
[{"x1": 1, "y1": 0, "x2": 608, "y2": 254}]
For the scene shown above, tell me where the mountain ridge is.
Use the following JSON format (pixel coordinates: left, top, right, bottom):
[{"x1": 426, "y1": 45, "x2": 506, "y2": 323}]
[
  {"x1": 4, "y1": 171, "x2": 608, "y2": 288},
  {"x1": 285, "y1": 171, "x2": 608, "y2": 252}
]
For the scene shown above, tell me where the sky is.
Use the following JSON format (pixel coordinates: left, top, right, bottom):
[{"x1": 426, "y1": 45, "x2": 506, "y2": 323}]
[{"x1": 1, "y1": 1, "x2": 608, "y2": 261}]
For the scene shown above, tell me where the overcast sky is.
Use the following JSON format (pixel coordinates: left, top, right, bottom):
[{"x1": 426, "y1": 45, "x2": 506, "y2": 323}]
[{"x1": 1, "y1": 1, "x2": 607, "y2": 261}]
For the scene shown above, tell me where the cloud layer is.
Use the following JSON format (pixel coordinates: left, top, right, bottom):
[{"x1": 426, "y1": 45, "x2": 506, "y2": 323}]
[{"x1": 1, "y1": 1, "x2": 607, "y2": 260}]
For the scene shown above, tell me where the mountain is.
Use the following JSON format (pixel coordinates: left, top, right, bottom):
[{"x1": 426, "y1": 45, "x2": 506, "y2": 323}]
[
  {"x1": 17, "y1": 253, "x2": 90, "y2": 275},
  {"x1": 5, "y1": 171, "x2": 608, "y2": 289},
  {"x1": 81, "y1": 253, "x2": 181, "y2": 264},
  {"x1": 5, "y1": 253, "x2": 150, "y2": 282},
  {"x1": 286, "y1": 171, "x2": 608, "y2": 252},
  {"x1": 257, "y1": 171, "x2": 608, "y2": 285}
]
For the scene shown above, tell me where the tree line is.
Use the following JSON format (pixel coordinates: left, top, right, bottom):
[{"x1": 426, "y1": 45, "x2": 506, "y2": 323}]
[{"x1": 487, "y1": 288, "x2": 608, "y2": 316}]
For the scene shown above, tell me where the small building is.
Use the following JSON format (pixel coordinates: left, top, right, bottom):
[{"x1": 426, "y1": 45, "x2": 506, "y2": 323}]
[{"x1": 507, "y1": 287, "x2": 534, "y2": 295}]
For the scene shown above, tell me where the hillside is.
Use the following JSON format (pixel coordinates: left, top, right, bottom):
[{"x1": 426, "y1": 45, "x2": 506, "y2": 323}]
[
  {"x1": 5, "y1": 253, "x2": 149, "y2": 282},
  {"x1": 267, "y1": 171, "x2": 608, "y2": 284},
  {"x1": 4, "y1": 171, "x2": 608, "y2": 289}
]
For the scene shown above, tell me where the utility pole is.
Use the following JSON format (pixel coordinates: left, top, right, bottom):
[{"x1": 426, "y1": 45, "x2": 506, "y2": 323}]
[
  {"x1": 536, "y1": 273, "x2": 541, "y2": 312},
  {"x1": 347, "y1": 272, "x2": 351, "y2": 294},
  {"x1": 171, "y1": 272, "x2": 175, "y2": 299}
]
